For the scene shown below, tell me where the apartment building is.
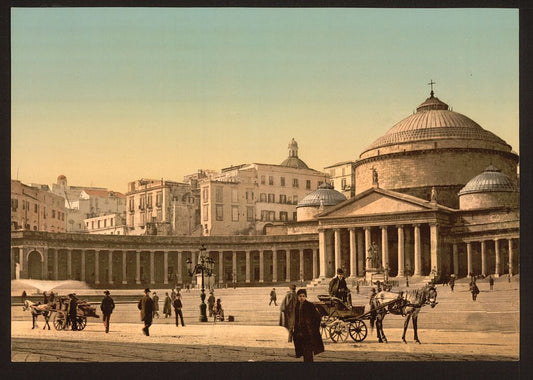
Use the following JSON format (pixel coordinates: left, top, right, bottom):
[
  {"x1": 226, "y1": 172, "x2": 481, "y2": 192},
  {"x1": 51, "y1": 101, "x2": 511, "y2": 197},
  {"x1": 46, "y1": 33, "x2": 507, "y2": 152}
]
[
  {"x1": 324, "y1": 160, "x2": 355, "y2": 198},
  {"x1": 84, "y1": 213, "x2": 127, "y2": 235}
]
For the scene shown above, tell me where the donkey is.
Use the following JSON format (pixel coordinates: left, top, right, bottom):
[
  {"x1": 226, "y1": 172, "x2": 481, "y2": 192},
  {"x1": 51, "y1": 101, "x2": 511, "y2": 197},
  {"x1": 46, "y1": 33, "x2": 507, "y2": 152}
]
[{"x1": 22, "y1": 300, "x2": 52, "y2": 330}]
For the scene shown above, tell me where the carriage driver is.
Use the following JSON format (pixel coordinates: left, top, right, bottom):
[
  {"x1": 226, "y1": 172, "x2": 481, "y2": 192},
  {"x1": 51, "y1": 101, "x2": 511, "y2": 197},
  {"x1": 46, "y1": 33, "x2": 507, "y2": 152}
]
[{"x1": 328, "y1": 268, "x2": 350, "y2": 304}]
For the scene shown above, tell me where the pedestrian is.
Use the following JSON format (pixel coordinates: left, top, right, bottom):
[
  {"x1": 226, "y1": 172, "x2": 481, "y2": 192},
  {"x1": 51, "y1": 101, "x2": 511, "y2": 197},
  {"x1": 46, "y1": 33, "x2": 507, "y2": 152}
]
[
  {"x1": 21, "y1": 290, "x2": 27, "y2": 303},
  {"x1": 153, "y1": 292, "x2": 160, "y2": 318},
  {"x1": 49, "y1": 291, "x2": 55, "y2": 304},
  {"x1": 356, "y1": 282, "x2": 360, "y2": 295},
  {"x1": 269, "y1": 288, "x2": 277, "y2": 306},
  {"x1": 100, "y1": 290, "x2": 115, "y2": 333},
  {"x1": 163, "y1": 292, "x2": 172, "y2": 318},
  {"x1": 171, "y1": 288, "x2": 176, "y2": 301},
  {"x1": 43, "y1": 291, "x2": 48, "y2": 305},
  {"x1": 186, "y1": 284, "x2": 190, "y2": 292},
  {"x1": 172, "y1": 295, "x2": 185, "y2": 326},
  {"x1": 280, "y1": 284, "x2": 297, "y2": 342},
  {"x1": 292, "y1": 288, "x2": 324, "y2": 362},
  {"x1": 207, "y1": 291, "x2": 215, "y2": 317},
  {"x1": 369, "y1": 288, "x2": 377, "y2": 329},
  {"x1": 449, "y1": 276, "x2": 455, "y2": 292},
  {"x1": 508, "y1": 273, "x2": 511, "y2": 283},
  {"x1": 138, "y1": 288, "x2": 155, "y2": 336},
  {"x1": 329, "y1": 268, "x2": 349, "y2": 303},
  {"x1": 213, "y1": 298, "x2": 224, "y2": 321},
  {"x1": 67, "y1": 293, "x2": 78, "y2": 331},
  {"x1": 489, "y1": 276, "x2": 494, "y2": 291},
  {"x1": 470, "y1": 282, "x2": 480, "y2": 301}
]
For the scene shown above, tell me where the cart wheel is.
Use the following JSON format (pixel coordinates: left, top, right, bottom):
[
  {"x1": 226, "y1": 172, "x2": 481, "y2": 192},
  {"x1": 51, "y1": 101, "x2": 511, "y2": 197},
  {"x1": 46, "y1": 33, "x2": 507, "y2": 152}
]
[
  {"x1": 53, "y1": 312, "x2": 66, "y2": 330},
  {"x1": 76, "y1": 316, "x2": 87, "y2": 330},
  {"x1": 349, "y1": 320, "x2": 368, "y2": 342},
  {"x1": 320, "y1": 316, "x2": 334, "y2": 340},
  {"x1": 328, "y1": 320, "x2": 349, "y2": 343}
]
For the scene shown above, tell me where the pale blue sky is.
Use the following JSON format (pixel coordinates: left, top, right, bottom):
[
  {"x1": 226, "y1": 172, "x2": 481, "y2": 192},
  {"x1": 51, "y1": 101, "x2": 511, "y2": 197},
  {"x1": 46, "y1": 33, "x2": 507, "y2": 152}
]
[{"x1": 11, "y1": 8, "x2": 519, "y2": 192}]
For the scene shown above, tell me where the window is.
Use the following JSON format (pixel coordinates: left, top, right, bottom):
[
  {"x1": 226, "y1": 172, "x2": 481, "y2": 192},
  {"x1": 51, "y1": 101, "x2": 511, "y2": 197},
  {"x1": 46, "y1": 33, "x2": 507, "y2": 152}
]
[
  {"x1": 306, "y1": 180, "x2": 311, "y2": 190},
  {"x1": 91, "y1": 221, "x2": 95, "y2": 229},
  {"x1": 341, "y1": 178, "x2": 347, "y2": 189},
  {"x1": 202, "y1": 188, "x2": 209, "y2": 203},
  {"x1": 260, "y1": 193, "x2": 267, "y2": 202},
  {"x1": 98, "y1": 220, "x2": 101, "y2": 228},
  {"x1": 231, "y1": 189, "x2": 238, "y2": 203},
  {"x1": 246, "y1": 189, "x2": 254, "y2": 203},
  {"x1": 280, "y1": 177, "x2": 285, "y2": 186},
  {"x1": 104, "y1": 219, "x2": 107, "y2": 227},
  {"x1": 292, "y1": 178, "x2": 299, "y2": 188},
  {"x1": 279, "y1": 194, "x2": 287, "y2": 204},
  {"x1": 293, "y1": 195, "x2": 298, "y2": 204},
  {"x1": 293, "y1": 212, "x2": 297, "y2": 221},
  {"x1": 247, "y1": 206, "x2": 254, "y2": 221},
  {"x1": 342, "y1": 167, "x2": 346, "y2": 176},
  {"x1": 52, "y1": 210, "x2": 56, "y2": 218},
  {"x1": 216, "y1": 205, "x2": 224, "y2": 221},
  {"x1": 86, "y1": 222, "x2": 89, "y2": 228},
  {"x1": 216, "y1": 187, "x2": 223, "y2": 202},
  {"x1": 203, "y1": 205, "x2": 208, "y2": 221},
  {"x1": 269, "y1": 211, "x2": 275, "y2": 221},
  {"x1": 260, "y1": 175, "x2": 266, "y2": 185},
  {"x1": 110, "y1": 218, "x2": 114, "y2": 227},
  {"x1": 261, "y1": 210, "x2": 268, "y2": 221},
  {"x1": 34, "y1": 204, "x2": 38, "y2": 213},
  {"x1": 11, "y1": 199, "x2": 18, "y2": 212},
  {"x1": 280, "y1": 211, "x2": 288, "y2": 221},
  {"x1": 232, "y1": 206, "x2": 239, "y2": 222},
  {"x1": 157, "y1": 209, "x2": 162, "y2": 221},
  {"x1": 43, "y1": 207, "x2": 46, "y2": 219},
  {"x1": 268, "y1": 193, "x2": 275, "y2": 203},
  {"x1": 129, "y1": 198, "x2": 135, "y2": 212},
  {"x1": 129, "y1": 215, "x2": 134, "y2": 226},
  {"x1": 147, "y1": 194, "x2": 153, "y2": 208},
  {"x1": 268, "y1": 176, "x2": 274, "y2": 185},
  {"x1": 156, "y1": 191, "x2": 162, "y2": 207},
  {"x1": 139, "y1": 196, "x2": 145, "y2": 210}
]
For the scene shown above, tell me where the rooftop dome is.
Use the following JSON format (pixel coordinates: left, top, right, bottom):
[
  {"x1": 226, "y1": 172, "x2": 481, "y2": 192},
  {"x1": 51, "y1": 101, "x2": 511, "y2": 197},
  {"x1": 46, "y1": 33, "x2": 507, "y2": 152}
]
[
  {"x1": 280, "y1": 138, "x2": 309, "y2": 169},
  {"x1": 57, "y1": 175, "x2": 66, "y2": 180},
  {"x1": 297, "y1": 183, "x2": 347, "y2": 208},
  {"x1": 459, "y1": 165, "x2": 518, "y2": 195},
  {"x1": 361, "y1": 91, "x2": 509, "y2": 155}
]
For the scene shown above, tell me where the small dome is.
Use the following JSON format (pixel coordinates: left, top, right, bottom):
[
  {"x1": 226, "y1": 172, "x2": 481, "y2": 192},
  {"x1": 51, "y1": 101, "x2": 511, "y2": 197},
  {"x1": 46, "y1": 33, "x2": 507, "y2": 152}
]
[
  {"x1": 297, "y1": 183, "x2": 347, "y2": 207},
  {"x1": 280, "y1": 138, "x2": 309, "y2": 169},
  {"x1": 57, "y1": 175, "x2": 66, "y2": 180},
  {"x1": 459, "y1": 165, "x2": 518, "y2": 195}
]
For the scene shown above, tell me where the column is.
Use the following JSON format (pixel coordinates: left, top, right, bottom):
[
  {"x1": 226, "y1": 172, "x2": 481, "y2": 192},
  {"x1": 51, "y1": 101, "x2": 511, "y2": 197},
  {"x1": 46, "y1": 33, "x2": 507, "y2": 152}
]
[
  {"x1": 349, "y1": 228, "x2": 357, "y2": 277},
  {"x1": 80, "y1": 250, "x2": 86, "y2": 282},
  {"x1": 298, "y1": 249, "x2": 303, "y2": 281},
  {"x1": 467, "y1": 242, "x2": 472, "y2": 276},
  {"x1": 364, "y1": 227, "x2": 372, "y2": 270},
  {"x1": 413, "y1": 224, "x2": 422, "y2": 275},
  {"x1": 397, "y1": 225, "x2": 405, "y2": 277},
  {"x1": 319, "y1": 230, "x2": 327, "y2": 279},
  {"x1": 480, "y1": 241, "x2": 487, "y2": 276},
  {"x1": 259, "y1": 250, "x2": 265, "y2": 283},
  {"x1": 246, "y1": 250, "x2": 251, "y2": 283},
  {"x1": 178, "y1": 251, "x2": 183, "y2": 283},
  {"x1": 218, "y1": 251, "x2": 224, "y2": 284},
  {"x1": 232, "y1": 251, "x2": 237, "y2": 282},
  {"x1": 334, "y1": 229, "x2": 341, "y2": 271},
  {"x1": 149, "y1": 251, "x2": 155, "y2": 284},
  {"x1": 191, "y1": 251, "x2": 197, "y2": 285},
  {"x1": 381, "y1": 226, "x2": 389, "y2": 270},
  {"x1": 163, "y1": 251, "x2": 168, "y2": 285},
  {"x1": 357, "y1": 229, "x2": 364, "y2": 276},
  {"x1": 135, "y1": 251, "x2": 140, "y2": 284},
  {"x1": 285, "y1": 249, "x2": 291, "y2": 282},
  {"x1": 312, "y1": 248, "x2": 318, "y2": 279},
  {"x1": 54, "y1": 249, "x2": 59, "y2": 280},
  {"x1": 494, "y1": 239, "x2": 501, "y2": 277},
  {"x1": 67, "y1": 249, "x2": 72, "y2": 280},
  {"x1": 508, "y1": 239, "x2": 514, "y2": 276},
  {"x1": 108, "y1": 251, "x2": 113, "y2": 284},
  {"x1": 122, "y1": 251, "x2": 127, "y2": 284},
  {"x1": 94, "y1": 250, "x2": 100, "y2": 285},
  {"x1": 42, "y1": 248, "x2": 49, "y2": 280},
  {"x1": 452, "y1": 244, "x2": 459, "y2": 276},
  {"x1": 429, "y1": 223, "x2": 440, "y2": 278},
  {"x1": 272, "y1": 250, "x2": 278, "y2": 283},
  {"x1": 19, "y1": 248, "x2": 24, "y2": 275}
]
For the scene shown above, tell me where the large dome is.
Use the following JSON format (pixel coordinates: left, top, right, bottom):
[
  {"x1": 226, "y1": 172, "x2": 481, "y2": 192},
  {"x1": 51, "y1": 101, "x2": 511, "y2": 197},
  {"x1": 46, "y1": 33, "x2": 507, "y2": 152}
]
[
  {"x1": 459, "y1": 165, "x2": 518, "y2": 195},
  {"x1": 361, "y1": 92, "x2": 510, "y2": 156},
  {"x1": 297, "y1": 183, "x2": 347, "y2": 208}
]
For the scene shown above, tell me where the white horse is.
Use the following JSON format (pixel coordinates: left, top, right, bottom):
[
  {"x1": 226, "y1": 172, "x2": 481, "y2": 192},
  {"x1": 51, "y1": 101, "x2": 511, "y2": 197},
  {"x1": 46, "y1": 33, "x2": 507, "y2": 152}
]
[
  {"x1": 22, "y1": 300, "x2": 52, "y2": 330},
  {"x1": 371, "y1": 290, "x2": 403, "y2": 343}
]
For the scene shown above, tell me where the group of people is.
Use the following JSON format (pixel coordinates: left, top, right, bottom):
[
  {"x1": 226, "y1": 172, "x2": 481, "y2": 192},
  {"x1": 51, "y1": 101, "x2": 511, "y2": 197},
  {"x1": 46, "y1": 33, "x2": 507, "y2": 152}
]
[{"x1": 137, "y1": 287, "x2": 186, "y2": 336}]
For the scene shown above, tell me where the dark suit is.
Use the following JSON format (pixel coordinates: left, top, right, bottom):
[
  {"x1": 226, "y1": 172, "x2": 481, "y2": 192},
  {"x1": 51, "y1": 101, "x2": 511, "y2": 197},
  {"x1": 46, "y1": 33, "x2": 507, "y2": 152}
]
[
  {"x1": 100, "y1": 295, "x2": 115, "y2": 333},
  {"x1": 139, "y1": 295, "x2": 155, "y2": 335},
  {"x1": 173, "y1": 297, "x2": 185, "y2": 326},
  {"x1": 293, "y1": 300, "x2": 324, "y2": 362}
]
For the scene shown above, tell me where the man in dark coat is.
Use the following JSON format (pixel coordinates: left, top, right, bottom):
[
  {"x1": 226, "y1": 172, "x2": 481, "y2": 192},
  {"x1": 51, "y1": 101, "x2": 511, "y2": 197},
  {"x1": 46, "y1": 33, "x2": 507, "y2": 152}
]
[
  {"x1": 207, "y1": 291, "x2": 216, "y2": 317},
  {"x1": 138, "y1": 288, "x2": 155, "y2": 336},
  {"x1": 328, "y1": 268, "x2": 349, "y2": 303},
  {"x1": 67, "y1": 293, "x2": 78, "y2": 331},
  {"x1": 292, "y1": 288, "x2": 324, "y2": 362},
  {"x1": 100, "y1": 290, "x2": 115, "y2": 333},
  {"x1": 172, "y1": 295, "x2": 185, "y2": 327},
  {"x1": 280, "y1": 284, "x2": 297, "y2": 342},
  {"x1": 269, "y1": 288, "x2": 277, "y2": 306}
]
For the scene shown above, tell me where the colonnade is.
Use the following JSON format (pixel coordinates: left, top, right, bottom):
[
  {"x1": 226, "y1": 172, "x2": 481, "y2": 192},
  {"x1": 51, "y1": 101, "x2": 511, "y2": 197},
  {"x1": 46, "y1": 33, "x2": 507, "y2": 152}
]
[{"x1": 454, "y1": 237, "x2": 517, "y2": 277}]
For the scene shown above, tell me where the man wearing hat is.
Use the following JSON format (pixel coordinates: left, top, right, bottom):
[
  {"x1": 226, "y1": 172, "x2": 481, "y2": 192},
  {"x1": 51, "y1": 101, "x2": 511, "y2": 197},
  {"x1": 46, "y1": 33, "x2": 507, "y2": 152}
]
[
  {"x1": 67, "y1": 293, "x2": 78, "y2": 331},
  {"x1": 100, "y1": 290, "x2": 115, "y2": 333},
  {"x1": 138, "y1": 288, "x2": 155, "y2": 336},
  {"x1": 280, "y1": 284, "x2": 297, "y2": 342},
  {"x1": 207, "y1": 290, "x2": 216, "y2": 318},
  {"x1": 292, "y1": 288, "x2": 324, "y2": 362},
  {"x1": 329, "y1": 268, "x2": 349, "y2": 303}
]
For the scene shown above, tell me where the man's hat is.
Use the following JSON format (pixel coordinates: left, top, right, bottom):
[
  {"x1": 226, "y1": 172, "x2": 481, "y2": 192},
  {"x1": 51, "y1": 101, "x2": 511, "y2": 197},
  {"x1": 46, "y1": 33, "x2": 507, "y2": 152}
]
[
  {"x1": 289, "y1": 284, "x2": 296, "y2": 290},
  {"x1": 144, "y1": 288, "x2": 151, "y2": 293},
  {"x1": 337, "y1": 268, "x2": 344, "y2": 274},
  {"x1": 104, "y1": 290, "x2": 110, "y2": 295},
  {"x1": 296, "y1": 289, "x2": 307, "y2": 296}
]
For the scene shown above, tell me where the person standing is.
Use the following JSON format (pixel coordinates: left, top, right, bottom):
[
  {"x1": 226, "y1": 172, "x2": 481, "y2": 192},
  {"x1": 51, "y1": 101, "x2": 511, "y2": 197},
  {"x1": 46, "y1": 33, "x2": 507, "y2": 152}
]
[
  {"x1": 489, "y1": 276, "x2": 494, "y2": 291},
  {"x1": 138, "y1": 288, "x2": 155, "y2": 336},
  {"x1": 163, "y1": 292, "x2": 172, "y2": 318},
  {"x1": 269, "y1": 288, "x2": 277, "y2": 306},
  {"x1": 328, "y1": 268, "x2": 349, "y2": 303},
  {"x1": 100, "y1": 290, "x2": 115, "y2": 333},
  {"x1": 172, "y1": 295, "x2": 185, "y2": 327},
  {"x1": 207, "y1": 291, "x2": 216, "y2": 317},
  {"x1": 49, "y1": 291, "x2": 55, "y2": 305},
  {"x1": 171, "y1": 288, "x2": 176, "y2": 301},
  {"x1": 280, "y1": 284, "x2": 297, "y2": 342},
  {"x1": 152, "y1": 292, "x2": 160, "y2": 318},
  {"x1": 369, "y1": 288, "x2": 377, "y2": 329},
  {"x1": 21, "y1": 290, "x2": 27, "y2": 303},
  {"x1": 43, "y1": 291, "x2": 48, "y2": 305},
  {"x1": 470, "y1": 282, "x2": 480, "y2": 301},
  {"x1": 292, "y1": 288, "x2": 324, "y2": 362},
  {"x1": 449, "y1": 276, "x2": 455, "y2": 292},
  {"x1": 67, "y1": 293, "x2": 78, "y2": 331}
]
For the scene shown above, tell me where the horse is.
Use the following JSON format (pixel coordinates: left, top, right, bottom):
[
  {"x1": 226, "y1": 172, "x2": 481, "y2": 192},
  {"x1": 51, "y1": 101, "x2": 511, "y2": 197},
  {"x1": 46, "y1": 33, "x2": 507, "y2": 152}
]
[
  {"x1": 371, "y1": 290, "x2": 404, "y2": 343},
  {"x1": 387, "y1": 285, "x2": 438, "y2": 344},
  {"x1": 22, "y1": 300, "x2": 52, "y2": 330}
]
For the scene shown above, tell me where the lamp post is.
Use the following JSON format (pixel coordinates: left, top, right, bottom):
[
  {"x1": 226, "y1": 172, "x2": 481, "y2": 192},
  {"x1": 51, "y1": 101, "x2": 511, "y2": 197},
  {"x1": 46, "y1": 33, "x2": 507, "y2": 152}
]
[{"x1": 186, "y1": 245, "x2": 214, "y2": 322}]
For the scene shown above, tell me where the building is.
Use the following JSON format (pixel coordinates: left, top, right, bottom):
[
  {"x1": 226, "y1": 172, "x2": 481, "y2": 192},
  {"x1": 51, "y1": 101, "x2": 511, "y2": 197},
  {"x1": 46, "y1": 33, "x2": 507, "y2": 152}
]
[
  {"x1": 84, "y1": 213, "x2": 127, "y2": 235},
  {"x1": 199, "y1": 139, "x2": 328, "y2": 236},
  {"x1": 11, "y1": 180, "x2": 66, "y2": 233},
  {"x1": 125, "y1": 178, "x2": 198, "y2": 236},
  {"x1": 324, "y1": 161, "x2": 355, "y2": 198}
]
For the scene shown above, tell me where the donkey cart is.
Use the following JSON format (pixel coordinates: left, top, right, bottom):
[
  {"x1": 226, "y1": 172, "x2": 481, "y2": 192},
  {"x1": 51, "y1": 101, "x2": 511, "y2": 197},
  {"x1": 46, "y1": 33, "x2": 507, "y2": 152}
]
[{"x1": 52, "y1": 297, "x2": 99, "y2": 331}]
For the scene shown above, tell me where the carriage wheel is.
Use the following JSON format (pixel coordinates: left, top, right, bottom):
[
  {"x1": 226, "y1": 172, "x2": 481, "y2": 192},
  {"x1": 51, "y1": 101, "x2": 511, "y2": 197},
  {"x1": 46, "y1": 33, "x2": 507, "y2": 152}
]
[
  {"x1": 319, "y1": 316, "x2": 333, "y2": 340},
  {"x1": 76, "y1": 316, "x2": 87, "y2": 330},
  {"x1": 53, "y1": 312, "x2": 66, "y2": 330},
  {"x1": 328, "y1": 320, "x2": 349, "y2": 343},
  {"x1": 348, "y1": 320, "x2": 368, "y2": 342}
]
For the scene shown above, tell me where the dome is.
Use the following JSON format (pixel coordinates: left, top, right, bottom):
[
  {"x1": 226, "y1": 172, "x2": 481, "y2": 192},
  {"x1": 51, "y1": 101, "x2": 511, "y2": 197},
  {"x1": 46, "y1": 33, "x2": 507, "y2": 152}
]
[
  {"x1": 57, "y1": 175, "x2": 66, "y2": 180},
  {"x1": 459, "y1": 165, "x2": 518, "y2": 195},
  {"x1": 361, "y1": 92, "x2": 509, "y2": 155},
  {"x1": 280, "y1": 138, "x2": 309, "y2": 169},
  {"x1": 297, "y1": 183, "x2": 347, "y2": 208}
]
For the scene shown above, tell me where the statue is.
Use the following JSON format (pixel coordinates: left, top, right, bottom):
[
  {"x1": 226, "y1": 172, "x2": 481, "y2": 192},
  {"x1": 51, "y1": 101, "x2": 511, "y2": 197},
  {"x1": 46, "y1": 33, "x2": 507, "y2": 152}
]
[
  {"x1": 367, "y1": 241, "x2": 380, "y2": 269},
  {"x1": 372, "y1": 168, "x2": 379, "y2": 186},
  {"x1": 430, "y1": 186, "x2": 437, "y2": 202}
]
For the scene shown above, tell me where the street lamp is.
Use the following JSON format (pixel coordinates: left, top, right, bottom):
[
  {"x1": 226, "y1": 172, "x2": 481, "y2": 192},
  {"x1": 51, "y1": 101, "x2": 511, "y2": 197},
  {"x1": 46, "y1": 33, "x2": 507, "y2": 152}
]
[{"x1": 186, "y1": 245, "x2": 214, "y2": 322}]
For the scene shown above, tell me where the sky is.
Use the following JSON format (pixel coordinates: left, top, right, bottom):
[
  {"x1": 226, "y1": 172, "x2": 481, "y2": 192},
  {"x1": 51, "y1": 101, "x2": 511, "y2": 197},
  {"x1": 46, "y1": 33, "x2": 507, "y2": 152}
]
[{"x1": 11, "y1": 8, "x2": 519, "y2": 193}]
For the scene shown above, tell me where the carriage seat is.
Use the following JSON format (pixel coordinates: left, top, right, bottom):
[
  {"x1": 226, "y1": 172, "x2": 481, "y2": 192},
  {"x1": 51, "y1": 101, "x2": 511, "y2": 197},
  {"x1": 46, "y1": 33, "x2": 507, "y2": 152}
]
[{"x1": 316, "y1": 294, "x2": 351, "y2": 311}]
